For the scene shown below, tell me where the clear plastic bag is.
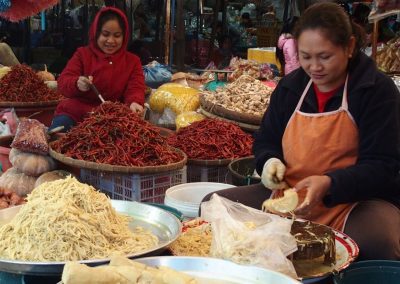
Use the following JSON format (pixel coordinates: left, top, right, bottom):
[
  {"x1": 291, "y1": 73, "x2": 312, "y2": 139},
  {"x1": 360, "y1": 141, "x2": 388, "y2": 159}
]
[
  {"x1": 201, "y1": 194, "x2": 298, "y2": 278},
  {"x1": 10, "y1": 119, "x2": 49, "y2": 155},
  {"x1": 175, "y1": 111, "x2": 205, "y2": 130},
  {"x1": 0, "y1": 167, "x2": 37, "y2": 196},
  {"x1": 369, "y1": 0, "x2": 400, "y2": 21}
]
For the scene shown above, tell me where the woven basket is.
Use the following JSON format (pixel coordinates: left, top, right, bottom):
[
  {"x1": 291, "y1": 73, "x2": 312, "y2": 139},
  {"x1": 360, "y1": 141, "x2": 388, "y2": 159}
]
[
  {"x1": 200, "y1": 95, "x2": 262, "y2": 125},
  {"x1": 0, "y1": 100, "x2": 60, "y2": 107},
  {"x1": 188, "y1": 158, "x2": 233, "y2": 166},
  {"x1": 49, "y1": 142, "x2": 187, "y2": 174},
  {"x1": 199, "y1": 107, "x2": 259, "y2": 133}
]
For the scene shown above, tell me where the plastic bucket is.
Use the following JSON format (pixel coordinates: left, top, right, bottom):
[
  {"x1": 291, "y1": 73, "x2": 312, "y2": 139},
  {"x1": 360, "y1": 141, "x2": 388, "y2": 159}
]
[
  {"x1": 333, "y1": 260, "x2": 400, "y2": 284},
  {"x1": 228, "y1": 156, "x2": 261, "y2": 186}
]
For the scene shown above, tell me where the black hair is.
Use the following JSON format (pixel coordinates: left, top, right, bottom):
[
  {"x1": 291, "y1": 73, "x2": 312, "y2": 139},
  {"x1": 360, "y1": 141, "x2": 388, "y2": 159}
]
[
  {"x1": 293, "y1": 2, "x2": 366, "y2": 58},
  {"x1": 276, "y1": 17, "x2": 299, "y2": 74},
  {"x1": 241, "y1": 13, "x2": 250, "y2": 20},
  {"x1": 353, "y1": 4, "x2": 371, "y2": 26},
  {"x1": 95, "y1": 10, "x2": 126, "y2": 42}
]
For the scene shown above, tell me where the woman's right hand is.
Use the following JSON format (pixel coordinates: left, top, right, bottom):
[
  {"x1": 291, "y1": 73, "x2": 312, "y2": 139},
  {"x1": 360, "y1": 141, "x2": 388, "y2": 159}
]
[{"x1": 76, "y1": 76, "x2": 93, "y2": 92}]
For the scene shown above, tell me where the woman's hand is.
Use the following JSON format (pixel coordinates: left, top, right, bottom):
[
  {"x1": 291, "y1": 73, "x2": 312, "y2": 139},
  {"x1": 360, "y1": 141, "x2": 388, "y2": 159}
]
[
  {"x1": 129, "y1": 102, "x2": 144, "y2": 114},
  {"x1": 293, "y1": 175, "x2": 331, "y2": 217},
  {"x1": 76, "y1": 76, "x2": 93, "y2": 92}
]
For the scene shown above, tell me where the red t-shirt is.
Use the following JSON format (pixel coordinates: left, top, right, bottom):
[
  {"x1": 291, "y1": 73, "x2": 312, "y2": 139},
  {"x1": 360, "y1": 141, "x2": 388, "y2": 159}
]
[{"x1": 313, "y1": 84, "x2": 342, "y2": 113}]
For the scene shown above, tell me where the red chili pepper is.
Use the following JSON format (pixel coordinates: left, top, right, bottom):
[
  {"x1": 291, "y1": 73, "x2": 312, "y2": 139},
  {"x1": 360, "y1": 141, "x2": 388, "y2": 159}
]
[
  {"x1": 0, "y1": 65, "x2": 62, "y2": 102},
  {"x1": 52, "y1": 102, "x2": 183, "y2": 166},
  {"x1": 167, "y1": 119, "x2": 254, "y2": 160}
]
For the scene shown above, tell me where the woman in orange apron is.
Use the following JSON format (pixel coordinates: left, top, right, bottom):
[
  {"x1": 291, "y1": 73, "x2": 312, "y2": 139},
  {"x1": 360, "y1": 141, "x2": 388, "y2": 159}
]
[{"x1": 202, "y1": 2, "x2": 400, "y2": 260}]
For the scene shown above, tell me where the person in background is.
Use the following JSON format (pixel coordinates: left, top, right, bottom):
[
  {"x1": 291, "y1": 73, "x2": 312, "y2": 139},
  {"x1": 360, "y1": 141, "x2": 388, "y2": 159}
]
[
  {"x1": 202, "y1": 2, "x2": 400, "y2": 260},
  {"x1": 276, "y1": 17, "x2": 300, "y2": 75},
  {"x1": 240, "y1": 12, "x2": 253, "y2": 29},
  {"x1": 212, "y1": 35, "x2": 234, "y2": 69},
  {"x1": 50, "y1": 7, "x2": 145, "y2": 132},
  {"x1": 129, "y1": 40, "x2": 152, "y2": 65}
]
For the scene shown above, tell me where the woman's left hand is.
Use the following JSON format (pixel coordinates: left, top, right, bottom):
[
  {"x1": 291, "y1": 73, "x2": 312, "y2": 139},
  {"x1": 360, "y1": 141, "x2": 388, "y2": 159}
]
[
  {"x1": 129, "y1": 102, "x2": 144, "y2": 114},
  {"x1": 293, "y1": 175, "x2": 331, "y2": 217}
]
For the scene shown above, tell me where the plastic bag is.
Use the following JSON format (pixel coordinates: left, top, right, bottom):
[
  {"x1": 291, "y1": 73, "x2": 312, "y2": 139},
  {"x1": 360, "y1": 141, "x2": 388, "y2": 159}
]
[
  {"x1": 369, "y1": 0, "x2": 400, "y2": 21},
  {"x1": 9, "y1": 148, "x2": 57, "y2": 177},
  {"x1": 149, "y1": 83, "x2": 200, "y2": 115},
  {"x1": 201, "y1": 194, "x2": 298, "y2": 278},
  {"x1": 175, "y1": 111, "x2": 205, "y2": 130},
  {"x1": 0, "y1": 167, "x2": 37, "y2": 196},
  {"x1": 0, "y1": 108, "x2": 19, "y2": 136},
  {"x1": 143, "y1": 61, "x2": 172, "y2": 89},
  {"x1": 11, "y1": 119, "x2": 49, "y2": 155}
]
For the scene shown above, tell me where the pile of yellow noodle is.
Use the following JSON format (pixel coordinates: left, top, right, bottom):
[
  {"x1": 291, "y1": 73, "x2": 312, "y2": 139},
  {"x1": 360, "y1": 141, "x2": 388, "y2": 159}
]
[
  {"x1": 169, "y1": 220, "x2": 211, "y2": 257},
  {"x1": 0, "y1": 176, "x2": 158, "y2": 261}
]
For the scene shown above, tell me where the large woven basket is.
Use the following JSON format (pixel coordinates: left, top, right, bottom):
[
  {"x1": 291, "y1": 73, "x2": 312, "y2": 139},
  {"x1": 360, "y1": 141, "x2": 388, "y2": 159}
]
[
  {"x1": 199, "y1": 107, "x2": 259, "y2": 133},
  {"x1": 200, "y1": 95, "x2": 263, "y2": 125},
  {"x1": 188, "y1": 158, "x2": 233, "y2": 166},
  {"x1": 49, "y1": 142, "x2": 187, "y2": 174}
]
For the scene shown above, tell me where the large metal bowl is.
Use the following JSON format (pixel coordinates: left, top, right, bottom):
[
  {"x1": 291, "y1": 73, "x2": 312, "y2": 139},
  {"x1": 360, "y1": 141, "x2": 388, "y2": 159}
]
[
  {"x1": 0, "y1": 200, "x2": 181, "y2": 276},
  {"x1": 136, "y1": 256, "x2": 301, "y2": 284}
]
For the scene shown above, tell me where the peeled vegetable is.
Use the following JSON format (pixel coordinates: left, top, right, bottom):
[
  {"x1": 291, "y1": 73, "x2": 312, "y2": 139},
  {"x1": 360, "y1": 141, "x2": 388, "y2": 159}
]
[
  {"x1": 37, "y1": 64, "x2": 55, "y2": 81},
  {"x1": 262, "y1": 188, "x2": 299, "y2": 214}
]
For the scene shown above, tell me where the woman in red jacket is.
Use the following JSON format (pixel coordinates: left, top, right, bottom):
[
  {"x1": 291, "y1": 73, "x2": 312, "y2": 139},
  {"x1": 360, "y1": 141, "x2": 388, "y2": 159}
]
[{"x1": 50, "y1": 7, "x2": 145, "y2": 131}]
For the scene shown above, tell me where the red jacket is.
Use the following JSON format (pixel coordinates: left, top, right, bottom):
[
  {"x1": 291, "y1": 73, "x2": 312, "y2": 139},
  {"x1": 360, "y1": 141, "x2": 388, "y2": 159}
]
[{"x1": 55, "y1": 7, "x2": 145, "y2": 122}]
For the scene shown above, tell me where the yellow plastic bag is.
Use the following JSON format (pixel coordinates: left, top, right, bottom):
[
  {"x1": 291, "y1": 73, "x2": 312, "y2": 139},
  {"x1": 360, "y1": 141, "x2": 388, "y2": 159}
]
[
  {"x1": 175, "y1": 111, "x2": 205, "y2": 130},
  {"x1": 149, "y1": 83, "x2": 200, "y2": 115}
]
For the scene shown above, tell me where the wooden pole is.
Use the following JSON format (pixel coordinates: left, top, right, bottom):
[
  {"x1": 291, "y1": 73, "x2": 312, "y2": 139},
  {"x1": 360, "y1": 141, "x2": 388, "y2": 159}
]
[
  {"x1": 165, "y1": 0, "x2": 171, "y2": 65},
  {"x1": 176, "y1": 0, "x2": 185, "y2": 70},
  {"x1": 371, "y1": 20, "x2": 379, "y2": 60}
]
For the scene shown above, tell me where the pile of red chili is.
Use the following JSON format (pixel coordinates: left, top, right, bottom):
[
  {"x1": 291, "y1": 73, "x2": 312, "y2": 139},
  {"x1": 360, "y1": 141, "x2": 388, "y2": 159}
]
[
  {"x1": 52, "y1": 102, "x2": 183, "y2": 167},
  {"x1": 167, "y1": 119, "x2": 254, "y2": 160},
  {"x1": 0, "y1": 64, "x2": 62, "y2": 102}
]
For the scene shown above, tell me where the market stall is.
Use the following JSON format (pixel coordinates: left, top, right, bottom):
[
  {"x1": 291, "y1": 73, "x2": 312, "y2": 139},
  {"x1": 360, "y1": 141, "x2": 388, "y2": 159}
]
[{"x1": 2, "y1": 2, "x2": 399, "y2": 282}]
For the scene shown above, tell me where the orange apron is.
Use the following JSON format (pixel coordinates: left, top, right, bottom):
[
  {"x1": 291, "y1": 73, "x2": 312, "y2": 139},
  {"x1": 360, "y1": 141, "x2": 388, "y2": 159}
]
[{"x1": 282, "y1": 77, "x2": 358, "y2": 231}]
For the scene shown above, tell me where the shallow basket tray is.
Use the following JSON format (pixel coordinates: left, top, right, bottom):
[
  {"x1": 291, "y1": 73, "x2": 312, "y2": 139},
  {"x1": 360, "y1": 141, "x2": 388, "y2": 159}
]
[
  {"x1": 49, "y1": 142, "x2": 187, "y2": 174},
  {"x1": 0, "y1": 100, "x2": 60, "y2": 107},
  {"x1": 200, "y1": 95, "x2": 263, "y2": 125}
]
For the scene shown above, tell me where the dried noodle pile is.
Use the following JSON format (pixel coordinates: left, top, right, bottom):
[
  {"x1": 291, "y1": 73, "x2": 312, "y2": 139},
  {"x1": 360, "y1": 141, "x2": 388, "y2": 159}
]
[{"x1": 0, "y1": 176, "x2": 158, "y2": 261}]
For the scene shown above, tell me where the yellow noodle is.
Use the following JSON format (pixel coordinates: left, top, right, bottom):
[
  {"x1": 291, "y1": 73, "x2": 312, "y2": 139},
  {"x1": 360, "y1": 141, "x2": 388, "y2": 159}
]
[
  {"x1": 169, "y1": 222, "x2": 211, "y2": 257},
  {"x1": 0, "y1": 176, "x2": 158, "y2": 261}
]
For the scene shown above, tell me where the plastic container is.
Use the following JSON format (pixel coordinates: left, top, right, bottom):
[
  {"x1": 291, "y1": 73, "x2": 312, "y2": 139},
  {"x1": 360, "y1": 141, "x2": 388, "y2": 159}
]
[
  {"x1": 0, "y1": 146, "x2": 11, "y2": 172},
  {"x1": 228, "y1": 156, "x2": 261, "y2": 186},
  {"x1": 333, "y1": 260, "x2": 400, "y2": 284},
  {"x1": 0, "y1": 105, "x2": 57, "y2": 127},
  {"x1": 80, "y1": 166, "x2": 187, "y2": 204},
  {"x1": 0, "y1": 135, "x2": 13, "y2": 173},
  {"x1": 164, "y1": 182, "x2": 235, "y2": 219}
]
